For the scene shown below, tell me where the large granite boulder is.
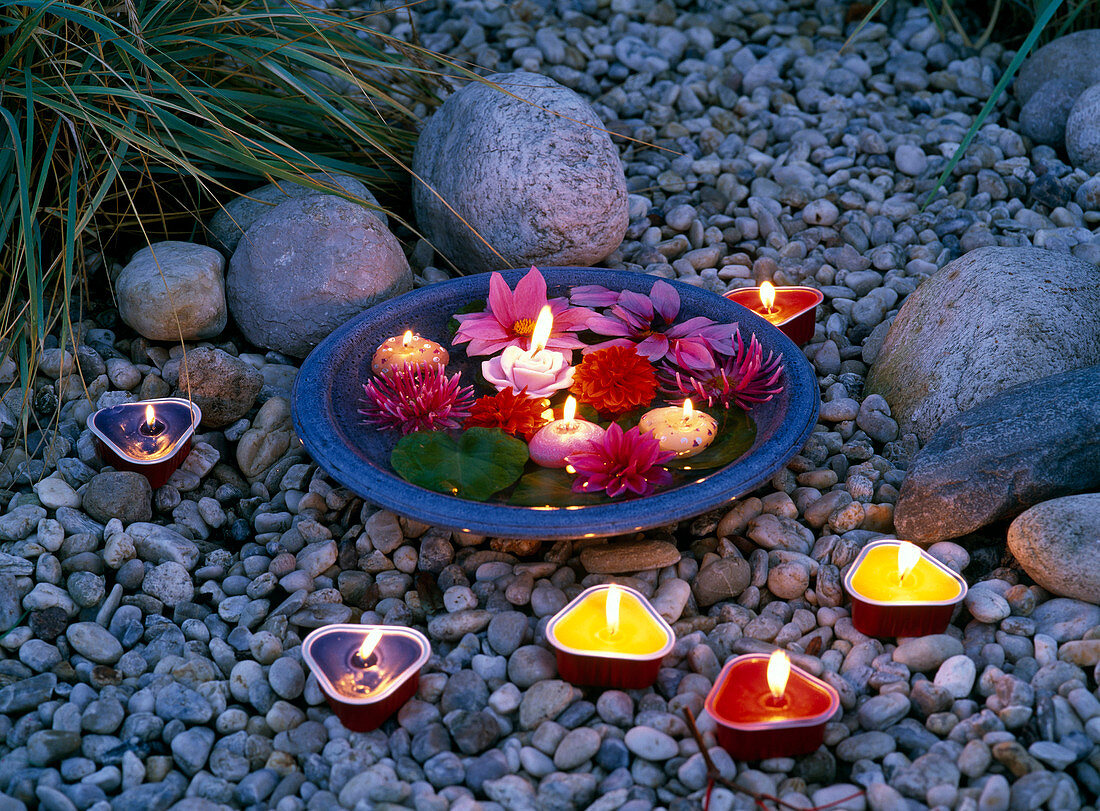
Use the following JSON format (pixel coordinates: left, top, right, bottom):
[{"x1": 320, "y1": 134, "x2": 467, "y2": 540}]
[
  {"x1": 1007, "y1": 494, "x2": 1100, "y2": 603},
  {"x1": 1014, "y1": 30, "x2": 1100, "y2": 104},
  {"x1": 412, "y1": 71, "x2": 628, "y2": 274},
  {"x1": 208, "y1": 173, "x2": 384, "y2": 254},
  {"x1": 175, "y1": 347, "x2": 263, "y2": 428},
  {"x1": 116, "y1": 242, "x2": 226, "y2": 341},
  {"x1": 1066, "y1": 83, "x2": 1100, "y2": 174},
  {"x1": 866, "y1": 247, "x2": 1100, "y2": 443},
  {"x1": 894, "y1": 365, "x2": 1100, "y2": 544},
  {"x1": 227, "y1": 195, "x2": 412, "y2": 357}
]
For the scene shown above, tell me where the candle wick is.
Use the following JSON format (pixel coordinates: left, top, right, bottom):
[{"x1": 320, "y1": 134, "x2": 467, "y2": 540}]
[
  {"x1": 764, "y1": 694, "x2": 788, "y2": 709},
  {"x1": 352, "y1": 652, "x2": 377, "y2": 669}
]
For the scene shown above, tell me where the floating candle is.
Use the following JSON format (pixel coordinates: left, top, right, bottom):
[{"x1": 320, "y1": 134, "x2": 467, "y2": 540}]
[
  {"x1": 302, "y1": 624, "x2": 430, "y2": 732},
  {"x1": 87, "y1": 398, "x2": 201, "y2": 488},
  {"x1": 844, "y1": 539, "x2": 968, "y2": 638},
  {"x1": 527, "y1": 396, "x2": 606, "y2": 468},
  {"x1": 482, "y1": 306, "x2": 573, "y2": 398},
  {"x1": 638, "y1": 399, "x2": 717, "y2": 458},
  {"x1": 371, "y1": 330, "x2": 448, "y2": 376},
  {"x1": 725, "y1": 283, "x2": 823, "y2": 346},
  {"x1": 706, "y1": 650, "x2": 840, "y2": 760},
  {"x1": 545, "y1": 583, "x2": 674, "y2": 689}
]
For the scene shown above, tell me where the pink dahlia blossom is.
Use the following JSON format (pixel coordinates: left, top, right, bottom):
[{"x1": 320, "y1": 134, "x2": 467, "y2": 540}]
[
  {"x1": 454, "y1": 266, "x2": 594, "y2": 356},
  {"x1": 566, "y1": 423, "x2": 675, "y2": 499},
  {"x1": 359, "y1": 364, "x2": 474, "y2": 435},
  {"x1": 482, "y1": 346, "x2": 574, "y2": 399},
  {"x1": 659, "y1": 330, "x2": 783, "y2": 410},
  {"x1": 574, "y1": 280, "x2": 737, "y2": 371}
]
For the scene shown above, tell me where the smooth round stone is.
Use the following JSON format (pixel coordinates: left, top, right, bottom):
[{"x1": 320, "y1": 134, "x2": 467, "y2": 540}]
[
  {"x1": 553, "y1": 727, "x2": 601, "y2": 769},
  {"x1": 934, "y1": 654, "x2": 977, "y2": 698},
  {"x1": 894, "y1": 143, "x2": 928, "y2": 176},
  {"x1": 893, "y1": 634, "x2": 964, "y2": 672},
  {"x1": 803, "y1": 199, "x2": 839, "y2": 226},
  {"x1": 1007, "y1": 494, "x2": 1100, "y2": 602},
  {"x1": 966, "y1": 588, "x2": 1011, "y2": 624},
  {"x1": 66, "y1": 622, "x2": 123, "y2": 665},
  {"x1": 624, "y1": 726, "x2": 677, "y2": 761},
  {"x1": 579, "y1": 540, "x2": 681, "y2": 574},
  {"x1": 268, "y1": 657, "x2": 305, "y2": 700},
  {"x1": 857, "y1": 693, "x2": 910, "y2": 731}
]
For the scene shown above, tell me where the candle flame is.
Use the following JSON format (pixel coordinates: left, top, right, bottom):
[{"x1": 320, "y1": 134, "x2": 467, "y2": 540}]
[
  {"x1": 605, "y1": 585, "x2": 621, "y2": 636},
  {"x1": 144, "y1": 404, "x2": 156, "y2": 430},
  {"x1": 531, "y1": 306, "x2": 553, "y2": 353},
  {"x1": 682, "y1": 399, "x2": 694, "y2": 420},
  {"x1": 357, "y1": 628, "x2": 383, "y2": 662},
  {"x1": 760, "y1": 281, "x2": 776, "y2": 313},
  {"x1": 897, "y1": 541, "x2": 921, "y2": 583},
  {"x1": 767, "y1": 649, "x2": 791, "y2": 700},
  {"x1": 401, "y1": 330, "x2": 413, "y2": 347},
  {"x1": 563, "y1": 396, "x2": 577, "y2": 423}
]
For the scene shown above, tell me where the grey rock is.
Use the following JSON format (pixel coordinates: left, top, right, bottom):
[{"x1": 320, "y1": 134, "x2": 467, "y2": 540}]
[
  {"x1": 0, "y1": 505, "x2": 47, "y2": 541},
  {"x1": 0, "y1": 674, "x2": 56, "y2": 713},
  {"x1": 1015, "y1": 30, "x2": 1100, "y2": 103},
  {"x1": 142, "y1": 561, "x2": 194, "y2": 606},
  {"x1": 26, "y1": 730, "x2": 81, "y2": 765},
  {"x1": 171, "y1": 726, "x2": 214, "y2": 775},
  {"x1": 519, "y1": 679, "x2": 575, "y2": 729},
  {"x1": 81, "y1": 472, "x2": 151, "y2": 525},
  {"x1": 1019, "y1": 78, "x2": 1086, "y2": 146},
  {"x1": 227, "y1": 194, "x2": 412, "y2": 357},
  {"x1": 66, "y1": 622, "x2": 123, "y2": 665},
  {"x1": 893, "y1": 634, "x2": 964, "y2": 672},
  {"x1": 117, "y1": 241, "x2": 226, "y2": 341},
  {"x1": 209, "y1": 173, "x2": 383, "y2": 254},
  {"x1": 412, "y1": 71, "x2": 627, "y2": 274},
  {"x1": 176, "y1": 346, "x2": 263, "y2": 428},
  {"x1": 693, "y1": 557, "x2": 750, "y2": 606},
  {"x1": 1007, "y1": 494, "x2": 1100, "y2": 602},
  {"x1": 1066, "y1": 82, "x2": 1100, "y2": 173},
  {"x1": 868, "y1": 248, "x2": 1100, "y2": 443},
  {"x1": 1031, "y1": 597, "x2": 1100, "y2": 642},
  {"x1": 894, "y1": 365, "x2": 1100, "y2": 543}
]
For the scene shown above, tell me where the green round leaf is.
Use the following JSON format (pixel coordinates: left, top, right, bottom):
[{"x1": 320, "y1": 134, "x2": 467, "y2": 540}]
[{"x1": 391, "y1": 427, "x2": 528, "y2": 501}]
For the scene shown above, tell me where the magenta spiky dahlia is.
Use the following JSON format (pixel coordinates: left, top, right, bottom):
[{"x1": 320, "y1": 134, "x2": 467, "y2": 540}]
[
  {"x1": 659, "y1": 330, "x2": 783, "y2": 410},
  {"x1": 565, "y1": 423, "x2": 675, "y2": 499},
  {"x1": 359, "y1": 364, "x2": 475, "y2": 435}
]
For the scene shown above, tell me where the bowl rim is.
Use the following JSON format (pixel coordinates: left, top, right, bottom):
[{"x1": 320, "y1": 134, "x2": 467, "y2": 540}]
[{"x1": 292, "y1": 267, "x2": 820, "y2": 539}]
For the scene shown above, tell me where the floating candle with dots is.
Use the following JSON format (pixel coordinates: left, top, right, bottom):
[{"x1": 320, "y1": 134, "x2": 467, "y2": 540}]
[
  {"x1": 371, "y1": 330, "x2": 448, "y2": 376},
  {"x1": 638, "y1": 399, "x2": 717, "y2": 458}
]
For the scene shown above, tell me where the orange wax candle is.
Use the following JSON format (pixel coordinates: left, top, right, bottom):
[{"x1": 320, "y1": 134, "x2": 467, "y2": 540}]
[
  {"x1": 725, "y1": 282, "x2": 823, "y2": 345},
  {"x1": 844, "y1": 540, "x2": 968, "y2": 638},
  {"x1": 546, "y1": 584, "x2": 674, "y2": 688},
  {"x1": 371, "y1": 330, "x2": 448, "y2": 376},
  {"x1": 706, "y1": 651, "x2": 840, "y2": 760}
]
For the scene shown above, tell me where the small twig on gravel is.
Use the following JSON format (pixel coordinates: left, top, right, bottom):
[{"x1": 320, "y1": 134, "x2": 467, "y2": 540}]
[{"x1": 683, "y1": 707, "x2": 866, "y2": 811}]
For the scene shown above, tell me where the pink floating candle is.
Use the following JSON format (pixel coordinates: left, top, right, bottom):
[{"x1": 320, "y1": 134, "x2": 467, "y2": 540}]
[
  {"x1": 302, "y1": 624, "x2": 430, "y2": 732},
  {"x1": 638, "y1": 399, "x2": 717, "y2": 458},
  {"x1": 483, "y1": 306, "x2": 573, "y2": 398},
  {"x1": 87, "y1": 398, "x2": 201, "y2": 488},
  {"x1": 545, "y1": 583, "x2": 674, "y2": 689},
  {"x1": 844, "y1": 539, "x2": 968, "y2": 638},
  {"x1": 528, "y1": 396, "x2": 605, "y2": 468},
  {"x1": 371, "y1": 330, "x2": 448, "y2": 376},
  {"x1": 725, "y1": 282, "x2": 823, "y2": 346},
  {"x1": 706, "y1": 651, "x2": 840, "y2": 760}
]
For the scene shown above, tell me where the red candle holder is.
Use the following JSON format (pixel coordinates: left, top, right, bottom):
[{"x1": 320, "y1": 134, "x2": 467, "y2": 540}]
[
  {"x1": 87, "y1": 397, "x2": 201, "y2": 489},
  {"x1": 545, "y1": 584, "x2": 674, "y2": 689},
  {"x1": 844, "y1": 540, "x2": 968, "y2": 638},
  {"x1": 301, "y1": 624, "x2": 430, "y2": 732},
  {"x1": 725, "y1": 286, "x2": 823, "y2": 346},
  {"x1": 706, "y1": 653, "x2": 840, "y2": 761}
]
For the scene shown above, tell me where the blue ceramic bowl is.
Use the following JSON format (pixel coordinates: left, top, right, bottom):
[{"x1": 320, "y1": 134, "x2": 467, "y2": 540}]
[{"x1": 292, "y1": 268, "x2": 819, "y2": 540}]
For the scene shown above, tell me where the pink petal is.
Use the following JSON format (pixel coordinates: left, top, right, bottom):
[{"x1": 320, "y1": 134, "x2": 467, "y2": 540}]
[
  {"x1": 616, "y1": 290, "x2": 655, "y2": 321},
  {"x1": 486, "y1": 272, "x2": 517, "y2": 329},
  {"x1": 649, "y1": 280, "x2": 681, "y2": 323},
  {"x1": 586, "y1": 316, "x2": 633, "y2": 337},
  {"x1": 570, "y1": 285, "x2": 620, "y2": 307},
  {"x1": 667, "y1": 316, "x2": 718, "y2": 338},
  {"x1": 671, "y1": 339, "x2": 716, "y2": 370},
  {"x1": 635, "y1": 333, "x2": 669, "y2": 361},
  {"x1": 512, "y1": 266, "x2": 549, "y2": 320}
]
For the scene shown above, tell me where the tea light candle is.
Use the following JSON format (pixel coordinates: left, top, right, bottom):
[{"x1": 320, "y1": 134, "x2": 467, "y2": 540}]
[
  {"x1": 483, "y1": 306, "x2": 573, "y2": 398},
  {"x1": 545, "y1": 583, "x2": 674, "y2": 689},
  {"x1": 706, "y1": 650, "x2": 840, "y2": 760},
  {"x1": 725, "y1": 281, "x2": 823, "y2": 346},
  {"x1": 638, "y1": 399, "x2": 717, "y2": 458},
  {"x1": 844, "y1": 539, "x2": 968, "y2": 638},
  {"x1": 301, "y1": 624, "x2": 430, "y2": 732},
  {"x1": 527, "y1": 396, "x2": 605, "y2": 468},
  {"x1": 371, "y1": 330, "x2": 448, "y2": 376},
  {"x1": 86, "y1": 398, "x2": 201, "y2": 488}
]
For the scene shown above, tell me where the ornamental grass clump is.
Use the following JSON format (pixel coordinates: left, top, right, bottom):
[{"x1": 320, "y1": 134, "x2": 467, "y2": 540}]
[{"x1": 0, "y1": 0, "x2": 447, "y2": 401}]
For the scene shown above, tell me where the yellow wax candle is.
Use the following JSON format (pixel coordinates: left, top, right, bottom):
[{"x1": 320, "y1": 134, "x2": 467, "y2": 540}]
[
  {"x1": 551, "y1": 586, "x2": 669, "y2": 656},
  {"x1": 849, "y1": 543, "x2": 962, "y2": 604}
]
